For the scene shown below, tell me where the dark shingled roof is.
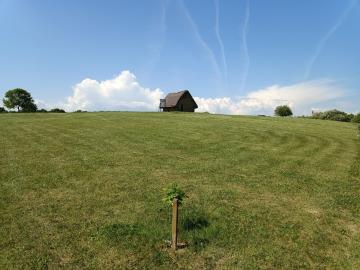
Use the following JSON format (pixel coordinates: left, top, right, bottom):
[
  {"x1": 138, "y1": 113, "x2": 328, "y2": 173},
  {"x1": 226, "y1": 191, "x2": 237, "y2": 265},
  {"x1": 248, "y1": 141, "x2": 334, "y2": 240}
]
[
  {"x1": 164, "y1": 90, "x2": 187, "y2": 107},
  {"x1": 162, "y1": 90, "x2": 198, "y2": 108}
]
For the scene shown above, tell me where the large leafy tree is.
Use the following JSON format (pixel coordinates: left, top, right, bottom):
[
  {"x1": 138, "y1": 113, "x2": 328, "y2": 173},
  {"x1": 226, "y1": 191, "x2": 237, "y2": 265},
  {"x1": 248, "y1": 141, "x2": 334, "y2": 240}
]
[
  {"x1": 3, "y1": 88, "x2": 37, "y2": 112},
  {"x1": 274, "y1": 105, "x2": 293, "y2": 117}
]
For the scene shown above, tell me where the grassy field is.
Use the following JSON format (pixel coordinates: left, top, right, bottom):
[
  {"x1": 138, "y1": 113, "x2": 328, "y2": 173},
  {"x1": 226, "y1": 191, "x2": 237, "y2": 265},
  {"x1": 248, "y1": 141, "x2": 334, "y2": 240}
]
[{"x1": 0, "y1": 112, "x2": 359, "y2": 269}]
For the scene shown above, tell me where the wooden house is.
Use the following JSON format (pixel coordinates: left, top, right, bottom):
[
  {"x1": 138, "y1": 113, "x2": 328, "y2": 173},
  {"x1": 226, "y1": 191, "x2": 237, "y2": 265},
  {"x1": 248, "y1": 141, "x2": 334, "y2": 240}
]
[{"x1": 159, "y1": 90, "x2": 198, "y2": 112}]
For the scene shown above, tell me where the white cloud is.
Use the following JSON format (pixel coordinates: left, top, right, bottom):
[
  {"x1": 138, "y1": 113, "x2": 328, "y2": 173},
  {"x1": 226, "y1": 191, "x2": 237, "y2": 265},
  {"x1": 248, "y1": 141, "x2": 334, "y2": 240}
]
[
  {"x1": 195, "y1": 79, "x2": 345, "y2": 115},
  {"x1": 63, "y1": 71, "x2": 164, "y2": 112}
]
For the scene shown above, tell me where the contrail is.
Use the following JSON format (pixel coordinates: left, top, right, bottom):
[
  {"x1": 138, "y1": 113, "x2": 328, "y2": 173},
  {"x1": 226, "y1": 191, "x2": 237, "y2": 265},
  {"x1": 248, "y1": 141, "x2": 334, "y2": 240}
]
[
  {"x1": 214, "y1": 0, "x2": 228, "y2": 83},
  {"x1": 240, "y1": 0, "x2": 250, "y2": 93},
  {"x1": 304, "y1": 0, "x2": 358, "y2": 80},
  {"x1": 160, "y1": 0, "x2": 168, "y2": 39},
  {"x1": 146, "y1": 0, "x2": 168, "y2": 76},
  {"x1": 154, "y1": 0, "x2": 168, "y2": 62},
  {"x1": 178, "y1": 0, "x2": 222, "y2": 82}
]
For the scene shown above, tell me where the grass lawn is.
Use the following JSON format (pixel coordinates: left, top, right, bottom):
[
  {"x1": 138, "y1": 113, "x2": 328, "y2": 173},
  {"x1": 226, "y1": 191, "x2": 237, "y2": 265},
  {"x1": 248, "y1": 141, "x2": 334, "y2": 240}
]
[{"x1": 0, "y1": 112, "x2": 359, "y2": 269}]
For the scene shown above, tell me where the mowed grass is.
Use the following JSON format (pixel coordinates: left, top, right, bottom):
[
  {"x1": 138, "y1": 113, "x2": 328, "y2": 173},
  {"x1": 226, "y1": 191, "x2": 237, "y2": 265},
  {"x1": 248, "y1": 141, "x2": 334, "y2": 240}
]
[{"x1": 0, "y1": 112, "x2": 359, "y2": 269}]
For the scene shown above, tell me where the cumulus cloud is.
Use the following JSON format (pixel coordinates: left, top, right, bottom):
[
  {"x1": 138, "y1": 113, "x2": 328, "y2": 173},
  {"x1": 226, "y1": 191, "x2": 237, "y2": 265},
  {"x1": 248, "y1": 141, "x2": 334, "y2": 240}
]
[
  {"x1": 195, "y1": 79, "x2": 345, "y2": 115},
  {"x1": 63, "y1": 71, "x2": 164, "y2": 112}
]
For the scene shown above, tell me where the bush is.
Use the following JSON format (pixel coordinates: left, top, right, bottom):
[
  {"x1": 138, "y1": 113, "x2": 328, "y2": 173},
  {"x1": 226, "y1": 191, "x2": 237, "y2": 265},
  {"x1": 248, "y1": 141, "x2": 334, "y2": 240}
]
[
  {"x1": 275, "y1": 105, "x2": 293, "y2": 117},
  {"x1": 312, "y1": 110, "x2": 353, "y2": 122},
  {"x1": 49, "y1": 108, "x2": 66, "y2": 113},
  {"x1": 37, "y1": 109, "x2": 48, "y2": 113},
  {"x1": 0, "y1": 107, "x2": 7, "y2": 113},
  {"x1": 352, "y1": 113, "x2": 360, "y2": 123},
  {"x1": 74, "y1": 110, "x2": 87, "y2": 113}
]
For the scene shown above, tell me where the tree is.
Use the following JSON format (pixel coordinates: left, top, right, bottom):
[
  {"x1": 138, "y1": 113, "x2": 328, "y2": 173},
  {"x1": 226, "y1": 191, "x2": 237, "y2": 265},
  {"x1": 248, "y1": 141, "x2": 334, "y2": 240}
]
[
  {"x1": 3, "y1": 88, "x2": 37, "y2": 112},
  {"x1": 49, "y1": 108, "x2": 65, "y2": 113},
  {"x1": 0, "y1": 107, "x2": 7, "y2": 113},
  {"x1": 163, "y1": 184, "x2": 187, "y2": 250},
  {"x1": 352, "y1": 113, "x2": 360, "y2": 123},
  {"x1": 275, "y1": 105, "x2": 293, "y2": 117},
  {"x1": 312, "y1": 109, "x2": 353, "y2": 122}
]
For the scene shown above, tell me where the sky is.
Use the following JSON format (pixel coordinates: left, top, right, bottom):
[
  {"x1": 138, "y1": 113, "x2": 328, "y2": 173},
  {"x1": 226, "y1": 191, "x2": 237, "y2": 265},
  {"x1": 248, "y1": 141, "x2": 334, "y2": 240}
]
[{"x1": 0, "y1": 0, "x2": 359, "y2": 115}]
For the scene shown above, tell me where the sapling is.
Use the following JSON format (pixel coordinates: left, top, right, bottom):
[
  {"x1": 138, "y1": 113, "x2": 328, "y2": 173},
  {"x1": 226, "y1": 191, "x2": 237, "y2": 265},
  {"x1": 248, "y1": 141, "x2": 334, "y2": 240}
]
[{"x1": 163, "y1": 184, "x2": 187, "y2": 250}]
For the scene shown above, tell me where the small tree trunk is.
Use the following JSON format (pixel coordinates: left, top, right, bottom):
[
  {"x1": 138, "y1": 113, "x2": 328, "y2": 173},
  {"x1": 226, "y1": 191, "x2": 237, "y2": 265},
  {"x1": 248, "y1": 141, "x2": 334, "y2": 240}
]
[{"x1": 171, "y1": 198, "x2": 178, "y2": 250}]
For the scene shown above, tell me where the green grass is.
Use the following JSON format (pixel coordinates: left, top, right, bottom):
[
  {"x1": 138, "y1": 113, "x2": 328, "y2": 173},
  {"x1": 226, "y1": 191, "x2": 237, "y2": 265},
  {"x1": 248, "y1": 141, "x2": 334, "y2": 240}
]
[{"x1": 0, "y1": 112, "x2": 359, "y2": 269}]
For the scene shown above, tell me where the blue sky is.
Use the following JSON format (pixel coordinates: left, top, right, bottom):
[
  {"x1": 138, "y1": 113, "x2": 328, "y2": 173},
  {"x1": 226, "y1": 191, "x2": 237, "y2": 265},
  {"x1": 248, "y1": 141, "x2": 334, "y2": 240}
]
[{"x1": 0, "y1": 0, "x2": 359, "y2": 114}]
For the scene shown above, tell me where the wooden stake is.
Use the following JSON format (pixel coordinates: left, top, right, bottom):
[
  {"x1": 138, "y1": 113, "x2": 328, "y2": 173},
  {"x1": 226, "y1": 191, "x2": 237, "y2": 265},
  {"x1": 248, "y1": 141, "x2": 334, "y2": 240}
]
[{"x1": 171, "y1": 198, "x2": 178, "y2": 250}]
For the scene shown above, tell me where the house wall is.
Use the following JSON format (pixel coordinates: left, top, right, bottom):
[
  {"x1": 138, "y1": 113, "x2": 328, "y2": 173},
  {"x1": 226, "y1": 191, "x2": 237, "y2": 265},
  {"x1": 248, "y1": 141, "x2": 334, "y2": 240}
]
[
  {"x1": 163, "y1": 107, "x2": 178, "y2": 112},
  {"x1": 176, "y1": 93, "x2": 196, "y2": 112}
]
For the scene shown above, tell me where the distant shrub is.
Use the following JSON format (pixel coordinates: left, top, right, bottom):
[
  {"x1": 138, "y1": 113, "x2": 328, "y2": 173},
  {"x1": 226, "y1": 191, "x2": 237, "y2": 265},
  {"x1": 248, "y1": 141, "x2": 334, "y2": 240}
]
[
  {"x1": 74, "y1": 110, "x2": 87, "y2": 113},
  {"x1": 352, "y1": 113, "x2": 360, "y2": 123},
  {"x1": 37, "y1": 109, "x2": 48, "y2": 113},
  {"x1": 275, "y1": 105, "x2": 293, "y2": 117},
  {"x1": 0, "y1": 107, "x2": 7, "y2": 113},
  {"x1": 312, "y1": 109, "x2": 353, "y2": 122},
  {"x1": 49, "y1": 108, "x2": 66, "y2": 113}
]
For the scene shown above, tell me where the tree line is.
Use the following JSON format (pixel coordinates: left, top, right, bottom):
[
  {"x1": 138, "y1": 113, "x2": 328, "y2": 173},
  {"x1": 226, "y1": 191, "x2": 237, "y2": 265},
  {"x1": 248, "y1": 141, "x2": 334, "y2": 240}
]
[
  {"x1": 274, "y1": 105, "x2": 360, "y2": 123},
  {"x1": 310, "y1": 109, "x2": 360, "y2": 123},
  {"x1": 1, "y1": 89, "x2": 359, "y2": 123},
  {"x1": 0, "y1": 88, "x2": 66, "y2": 113}
]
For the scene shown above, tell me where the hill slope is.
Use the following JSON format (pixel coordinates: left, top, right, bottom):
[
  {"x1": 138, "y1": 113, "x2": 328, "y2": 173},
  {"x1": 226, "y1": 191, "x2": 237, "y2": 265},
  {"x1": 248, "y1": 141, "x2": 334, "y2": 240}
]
[{"x1": 0, "y1": 112, "x2": 359, "y2": 269}]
